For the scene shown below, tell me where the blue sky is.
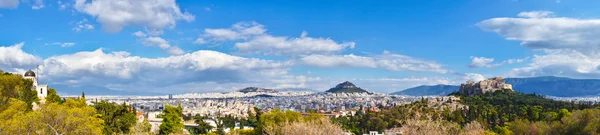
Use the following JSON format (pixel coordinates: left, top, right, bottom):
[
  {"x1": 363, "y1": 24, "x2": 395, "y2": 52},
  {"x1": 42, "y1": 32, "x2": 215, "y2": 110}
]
[{"x1": 2, "y1": 0, "x2": 600, "y2": 95}]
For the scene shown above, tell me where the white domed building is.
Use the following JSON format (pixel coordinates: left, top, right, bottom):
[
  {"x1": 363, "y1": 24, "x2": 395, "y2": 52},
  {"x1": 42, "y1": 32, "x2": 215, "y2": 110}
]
[{"x1": 23, "y1": 70, "x2": 48, "y2": 103}]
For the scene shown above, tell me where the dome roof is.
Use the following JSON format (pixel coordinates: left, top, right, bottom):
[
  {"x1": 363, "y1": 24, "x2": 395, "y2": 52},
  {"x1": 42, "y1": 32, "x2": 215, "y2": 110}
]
[{"x1": 24, "y1": 70, "x2": 35, "y2": 77}]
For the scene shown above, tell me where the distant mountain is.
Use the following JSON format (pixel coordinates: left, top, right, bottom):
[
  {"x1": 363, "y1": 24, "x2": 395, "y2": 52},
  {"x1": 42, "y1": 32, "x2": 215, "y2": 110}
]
[
  {"x1": 505, "y1": 76, "x2": 600, "y2": 97},
  {"x1": 325, "y1": 81, "x2": 370, "y2": 93},
  {"x1": 237, "y1": 87, "x2": 277, "y2": 93},
  {"x1": 391, "y1": 76, "x2": 600, "y2": 97},
  {"x1": 391, "y1": 84, "x2": 459, "y2": 96}
]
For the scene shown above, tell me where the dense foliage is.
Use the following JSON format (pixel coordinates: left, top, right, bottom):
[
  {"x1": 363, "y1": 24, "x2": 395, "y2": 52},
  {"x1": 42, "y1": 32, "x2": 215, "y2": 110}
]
[
  {"x1": 0, "y1": 70, "x2": 38, "y2": 111},
  {"x1": 0, "y1": 98, "x2": 104, "y2": 134},
  {"x1": 450, "y1": 90, "x2": 597, "y2": 127},
  {"x1": 0, "y1": 70, "x2": 147, "y2": 135},
  {"x1": 93, "y1": 100, "x2": 137, "y2": 135},
  {"x1": 334, "y1": 90, "x2": 600, "y2": 135},
  {"x1": 159, "y1": 105, "x2": 184, "y2": 135},
  {"x1": 45, "y1": 88, "x2": 62, "y2": 103}
]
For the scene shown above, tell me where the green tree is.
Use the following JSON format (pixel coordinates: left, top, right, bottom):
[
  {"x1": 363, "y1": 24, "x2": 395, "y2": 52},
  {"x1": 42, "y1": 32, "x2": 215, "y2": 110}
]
[
  {"x1": 0, "y1": 98, "x2": 104, "y2": 134},
  {"x1": 192, "y1": 115, "x2": 213, "y2": 134},
  {"x1": 45, "y1": 88, "x2": 61, "y2": 103},
  {"x1": 93, "y1": 100, "x2": 137, "y2": 135},
  {"x1": 0, "y1": 72, "x2": 38, "y2": 111},
  {"x1": 159, "y1": 105, "x2": 184, "y2": 135}
]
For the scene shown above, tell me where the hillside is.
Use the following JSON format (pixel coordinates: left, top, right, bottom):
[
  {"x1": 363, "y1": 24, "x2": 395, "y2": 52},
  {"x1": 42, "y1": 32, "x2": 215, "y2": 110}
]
[
  {"x1": 325, "y1": 81, "x2": 370, "y2": 93},
  {"x1": 392, "y1": 76, "x2": 600, "y2": 97}
]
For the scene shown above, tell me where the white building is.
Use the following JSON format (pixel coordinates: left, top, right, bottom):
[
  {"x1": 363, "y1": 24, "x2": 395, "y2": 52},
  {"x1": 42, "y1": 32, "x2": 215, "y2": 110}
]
[{"x1": 23, "y1": 70, "x2": 48, "y2": 103}]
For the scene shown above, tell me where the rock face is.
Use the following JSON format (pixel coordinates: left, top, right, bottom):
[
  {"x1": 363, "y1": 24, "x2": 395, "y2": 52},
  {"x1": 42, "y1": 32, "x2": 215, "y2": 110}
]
[
  {"x1": 238, "y1": 87, "x2": 277, "y2": 93},
  {"x1": 458, "y1": 76, "x2": 513, "y2": 96},
  {"x1": 326, "y1": 81, "x2": 370, "y2": 93}
]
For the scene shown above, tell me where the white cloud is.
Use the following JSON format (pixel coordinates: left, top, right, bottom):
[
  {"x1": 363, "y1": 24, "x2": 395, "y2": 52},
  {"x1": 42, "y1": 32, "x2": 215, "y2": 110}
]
[
  {"x1": 468, "y1": 56, "x2": 526, "y2": 68},
  {"x1": 300, "y1": 51, "x2": 449, "y2": 73},
  {"x1": 167, "y1": 46, "x2": 184, "y2": 55},
  {"x1": 196, "y1": 22, "x2": 355, "y2": 56},
  {"x1": 477, "y1": 11, "x2": 600, "y2": 53},
  {"x1": 460, "y1": 73, "x2": 485, "y2": 82},
  {"x1": 32, "y1": 48, "x2": 294, "y2": 93},
  {"x1": 0, "y1": 43, "x2": 467, "y2": 94},
  {"x1": 132, "y1": 31, "x2": 147, "y2": 37},
  {"x1": 142, "y1": 37, "x2": 170, "y2": 49},
  {"x1": 57, "y1": 0, "x2": 69, "y2": 10},
  {"x1": 72, "y1": 18, "x2": 94, "y2": 32},
  {"x1": 31, "y1": 0, "x2": 44, "y2": 10},
  {"x1": 478, "y1": 11, "x2": 600, "y2": 79},
  {"x1": 0, "y1": 42, "x2": 42, "y2": 70},
  {"x1": 517, "y1": 11, "x2": 554, "y2": 18},
  {"x1": 193, "y1": 38, "x2": 206, "y2": 44},
  {"x1": 45, "y1": 42, "x2": 76, "y2": 47},
  {"x1": 0, "y1": 0, "x2": 19, "y2": 9},
  {"x1": 469, "y1": 56, "x2": 496, "y2": 68},
  {"x1": 509, "y1": 50, "x2": 600, "y2": 78},
  {"x1": 74, "y1": 0, "x2": 195, "y2": 33},
  {"x1": 140, "y1": 36, "x2": 185, "y2": 55}
]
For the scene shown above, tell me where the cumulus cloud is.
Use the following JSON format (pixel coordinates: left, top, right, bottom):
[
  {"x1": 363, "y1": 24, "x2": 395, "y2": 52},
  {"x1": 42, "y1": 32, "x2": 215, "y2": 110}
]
[
  {"x1": 478, "y1": 11, "x2": 600, "y2": 78},
  {"x1": 74, "y1": 0, "x2": 195, "y2": 33},
  {"x1": 477, "y1": 11, "x2": 600, "y2": 52},
  {"x1": 469, "y1": 56, "x2": 495, "y2": 68},
  {"x1": 460, "y1": 73, "x2": 485, "y2": 82},
  {"x1": 196, "y1": 22, "x2": 355, "y2": 56},
  {"x1": 469, "y1": 56, "x2": 526, "y2": 68},
  {"x1": 35, "y1": 48, "x2": 294, "y2": 93},
  {"x1": 140, "y1": 36, "x2": 185, "y2": 55},
  {"x1": 509, "y1": 50, "x2": 600, "y2": 78},
  {"x1": 45, "y1": 42, "x2": 76, "y2": 47},
  {"x1": 300, "y1": 51, "x2": 449, "y2": 74},
  {"x1": 0, "y1": 0, "x2": 19, "y2": 9},
  {"x1": 0, "y1": 42, "x2": 43, "y2": 70}
]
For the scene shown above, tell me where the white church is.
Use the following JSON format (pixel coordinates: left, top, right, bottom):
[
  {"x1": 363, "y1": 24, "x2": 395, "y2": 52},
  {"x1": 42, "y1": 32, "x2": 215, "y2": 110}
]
[{"x1": 23, "y1": 70, "x2": 48, "y2": 103}]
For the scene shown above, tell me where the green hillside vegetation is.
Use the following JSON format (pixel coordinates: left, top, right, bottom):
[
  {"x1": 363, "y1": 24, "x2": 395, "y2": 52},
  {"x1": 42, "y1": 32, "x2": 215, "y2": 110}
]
[
  {"x1": 334, "y1": 90, "x2": 600, "y2": 135},
  {"x1": 0, "y1": 70, "x2": 145, "y2": 135},
  {"x1": 326, "y1": 87, "x2": 369, "y2": 93}
]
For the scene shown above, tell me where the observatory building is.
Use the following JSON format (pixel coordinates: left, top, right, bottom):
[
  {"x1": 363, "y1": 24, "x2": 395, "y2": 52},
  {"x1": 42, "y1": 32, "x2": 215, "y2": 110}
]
[{"x1": 23, "y1": 70, "x2": 48, "y2": 102}]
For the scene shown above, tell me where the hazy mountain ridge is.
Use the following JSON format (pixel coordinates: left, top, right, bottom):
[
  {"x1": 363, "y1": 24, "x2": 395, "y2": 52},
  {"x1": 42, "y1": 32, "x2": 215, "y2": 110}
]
[
  {"x1": 393, "y1": 76, "x2": 600, "y2": 97},
  {"x1": 391, "y1": 84, "x2": 459, "y2": 96},
  {"x1": 237, "y1": 87, "x2": 278, "y2": 93}
]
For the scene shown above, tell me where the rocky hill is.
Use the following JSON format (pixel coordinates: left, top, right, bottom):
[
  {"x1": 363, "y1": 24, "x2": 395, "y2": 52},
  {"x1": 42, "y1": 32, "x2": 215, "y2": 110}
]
[
  {"x1": 392, "y1": 76, "x2": 600, "y2": 97},
  {"x1": 325, "y1": 81, "x2": 370, "y2": 93},
  {"x1": 238, "y1": 87, "x2": 277, "y2": 93},
  {"x1": 458, "y1": 76, "x2": 513, "y2": 96}
]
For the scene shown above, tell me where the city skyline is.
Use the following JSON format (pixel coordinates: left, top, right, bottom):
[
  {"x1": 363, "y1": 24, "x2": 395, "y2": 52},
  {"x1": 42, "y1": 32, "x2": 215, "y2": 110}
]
[{"x1": 2, "y1": 0, "x2": 600, "y2": 95}]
